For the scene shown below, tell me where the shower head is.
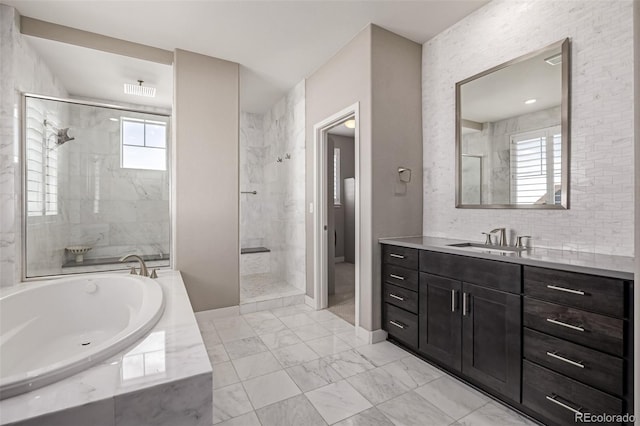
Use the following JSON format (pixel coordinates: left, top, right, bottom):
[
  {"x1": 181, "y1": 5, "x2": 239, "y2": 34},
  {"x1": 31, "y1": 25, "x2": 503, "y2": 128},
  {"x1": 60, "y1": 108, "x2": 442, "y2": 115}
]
[{"x1": 56, "y1": 128, "x2": 75, "y2": 145}]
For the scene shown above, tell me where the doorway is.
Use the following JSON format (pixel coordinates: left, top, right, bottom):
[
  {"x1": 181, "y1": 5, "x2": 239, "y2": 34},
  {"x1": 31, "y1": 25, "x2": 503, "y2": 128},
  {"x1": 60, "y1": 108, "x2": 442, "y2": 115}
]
[
  {"x1": 313, "y1": 103, "x2": 359, "y2": 329},
  {"x1": 326, "y1": 121, "x2": 356, "y2": 324}
]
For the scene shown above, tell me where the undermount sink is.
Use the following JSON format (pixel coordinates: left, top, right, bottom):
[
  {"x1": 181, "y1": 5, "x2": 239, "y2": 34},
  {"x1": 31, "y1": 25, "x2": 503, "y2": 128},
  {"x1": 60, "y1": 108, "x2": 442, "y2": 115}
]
[{"x1": 448, "y1": 242, "x2": 525, "y2": 254}]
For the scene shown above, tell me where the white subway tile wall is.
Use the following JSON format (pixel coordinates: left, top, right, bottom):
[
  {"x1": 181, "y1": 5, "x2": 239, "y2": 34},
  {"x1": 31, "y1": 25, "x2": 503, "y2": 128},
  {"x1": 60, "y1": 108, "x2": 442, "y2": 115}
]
[{"x1": 422, "y1": 0, "x2": 634, "y2": 255}]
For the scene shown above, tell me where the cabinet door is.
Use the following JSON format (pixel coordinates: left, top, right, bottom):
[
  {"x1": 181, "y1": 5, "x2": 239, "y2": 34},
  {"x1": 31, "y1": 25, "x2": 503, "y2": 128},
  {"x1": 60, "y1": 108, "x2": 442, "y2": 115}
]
[
  {"x1": 462, "y1": 283, "x2": 521, "y2": 402},
  {"x1": 419, "y1": 273, "x2": 462, "y2": 370}
]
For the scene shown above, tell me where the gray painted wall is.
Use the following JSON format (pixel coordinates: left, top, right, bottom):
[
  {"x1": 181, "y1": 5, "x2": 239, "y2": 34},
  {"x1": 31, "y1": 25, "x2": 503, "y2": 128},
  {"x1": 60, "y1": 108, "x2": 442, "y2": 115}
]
[
  {"x1": 174, "y1": 49, "x2": 240, "y2": 312},
  {"x1": 370, "y1": 26, "x2": 423, "y2": 330},
  {"x1": 305, "y1": 26, "x2": 372, "y2": 304},
  {"x1": 306, "y1": 25, "x2": 422, "y2": 331}
]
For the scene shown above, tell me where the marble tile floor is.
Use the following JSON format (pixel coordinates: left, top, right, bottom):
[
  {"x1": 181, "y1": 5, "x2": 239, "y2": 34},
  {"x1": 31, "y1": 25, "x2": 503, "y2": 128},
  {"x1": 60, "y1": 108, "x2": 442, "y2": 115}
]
[
  {"x1": 196, "y1": 304, "x2": 537, "y2": 426},
  {"x1": 240, "y1": 273, "x2": 305, "y2": 305}
]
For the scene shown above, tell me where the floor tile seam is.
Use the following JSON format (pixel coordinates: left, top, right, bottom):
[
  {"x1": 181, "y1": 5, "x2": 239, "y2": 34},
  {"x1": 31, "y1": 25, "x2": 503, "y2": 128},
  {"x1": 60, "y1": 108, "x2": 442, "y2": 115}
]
[{"x1": 407, "y1": 388, "x2": 466, "y2": 423}]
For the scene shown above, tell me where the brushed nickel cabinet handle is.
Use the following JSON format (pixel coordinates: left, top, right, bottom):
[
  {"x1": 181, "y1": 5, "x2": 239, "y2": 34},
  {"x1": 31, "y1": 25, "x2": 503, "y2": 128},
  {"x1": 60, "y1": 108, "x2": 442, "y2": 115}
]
[
  {"x1": 389, "y1": 274, "x2": 405, "y2": 280},
  {"x1": 389, "y1": 294, "x2": 404, "y2": 301},
  {"x1": 462, "y1": 292, "x2": 469, "y2": 316},
  {"x1": 546, "y1": 318, "x2": 585, "y2": 332},
  {"x1": 546, "y1": 351, "x2": 585, "y2": 368},
  {"x1": 547, "y1": 285, "x2": 585, "y2": 296},
  {"x1": 545, "y1": 394, "x2": 582, "y2": 414},
  {"x1": 451, "y1": 289, "x2": 456, "y2": 312},
  {"x1": 389, "y1": 320, "x2": 405, "y2": 329},
  {"x1": 389, "y1": 253, "x2": 405, "y2": 259}
]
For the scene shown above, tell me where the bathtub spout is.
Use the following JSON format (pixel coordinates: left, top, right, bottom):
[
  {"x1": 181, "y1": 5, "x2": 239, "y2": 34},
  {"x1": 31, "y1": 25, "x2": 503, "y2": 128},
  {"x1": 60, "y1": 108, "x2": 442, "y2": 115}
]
[{"x1": 119, "y1": 254, "x2": 149, "y2": 277}]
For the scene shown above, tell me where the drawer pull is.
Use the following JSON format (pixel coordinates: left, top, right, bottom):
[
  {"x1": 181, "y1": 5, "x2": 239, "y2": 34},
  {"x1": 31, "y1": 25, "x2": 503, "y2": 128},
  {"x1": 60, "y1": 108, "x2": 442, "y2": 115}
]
[
  {"x1": 389, "y1": 274, "x2": 405, "y2": 281},
  {"x1": 389, "y1": 294, "x2": 404, "y2": 301},
  {"x1": 389, "y1": 253, "x2": 405, "y2": 259},
  {"x1": 547, "y1": 284, "x2": 585, "y2": 296},
  {"x1": 546, "y1": 318, "x2": 585, "y2": 332},
  {"x1": 451, "y1": 289, "x2": 457, "y2": 312},
  {"x1": 545, "y1": 394, "x2": 582, "y2": 414},
  {"x1": 389, "y1": 320, "x2": 405, "y2": 329},
  {"x1": 546, "y1": 351, "x2": 585, "y2": 369}
]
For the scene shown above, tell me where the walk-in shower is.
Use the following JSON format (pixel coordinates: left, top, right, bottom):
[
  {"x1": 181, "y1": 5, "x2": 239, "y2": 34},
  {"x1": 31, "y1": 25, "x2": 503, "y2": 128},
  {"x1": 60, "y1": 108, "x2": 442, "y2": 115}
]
[{"x1": 22, "y1": 94, "x2": 171, "y2": 279}]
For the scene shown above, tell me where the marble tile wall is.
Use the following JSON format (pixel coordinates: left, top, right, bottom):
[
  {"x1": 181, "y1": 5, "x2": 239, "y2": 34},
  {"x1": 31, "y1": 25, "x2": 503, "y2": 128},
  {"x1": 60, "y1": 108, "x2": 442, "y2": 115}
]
[
  {"x1": 0, "y1": 5, "x2": 68, "y2": 286},
  {"x1": 422, "y1": 0, "x2": 634, "y2": 255},
  {"x1": 262, "y1": 81, "x2": 306, "y2": 290},
  {"x1": 240, "y1": 81, "x2": 306, "y2": 291},
  {"x1": 240, "y1": 112, "x2": 266, "y2": 249}
]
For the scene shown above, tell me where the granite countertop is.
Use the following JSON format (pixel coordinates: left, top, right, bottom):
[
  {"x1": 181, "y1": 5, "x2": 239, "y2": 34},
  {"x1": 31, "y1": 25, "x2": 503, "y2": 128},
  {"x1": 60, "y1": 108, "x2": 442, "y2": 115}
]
[
  {"x1": 0, "y1": 271, "x2": 211, "y2": 425},
  {"x1": 379, "y1": 236, "x2": 634, "y2": 280}
]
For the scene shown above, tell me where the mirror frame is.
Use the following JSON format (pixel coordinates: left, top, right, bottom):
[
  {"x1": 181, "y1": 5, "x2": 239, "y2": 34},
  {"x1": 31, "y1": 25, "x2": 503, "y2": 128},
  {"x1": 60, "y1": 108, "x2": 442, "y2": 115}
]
[{"x1": 455, "y1": 38, "x2": 571, "y2": 209}]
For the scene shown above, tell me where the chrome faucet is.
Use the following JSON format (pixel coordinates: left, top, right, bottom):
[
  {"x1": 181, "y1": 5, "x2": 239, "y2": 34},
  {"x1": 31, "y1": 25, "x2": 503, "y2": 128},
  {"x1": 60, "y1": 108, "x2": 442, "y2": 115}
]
[
  {"x1": 490, "y1": 228, "x2": 507, "y2": 246},
  {"x1": 119, "y1": 254, "x2": 149, "y2": 277}
]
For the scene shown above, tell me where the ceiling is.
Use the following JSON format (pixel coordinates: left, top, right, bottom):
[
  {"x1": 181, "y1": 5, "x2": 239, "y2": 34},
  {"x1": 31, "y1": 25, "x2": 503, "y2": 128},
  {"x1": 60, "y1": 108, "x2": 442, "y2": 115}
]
[
  {"x1": 328, "y1": 122, "x2": 355, "y2": 137},
  {"x1": 6, "y1": 0, "x2": 489, "y2": 113}
]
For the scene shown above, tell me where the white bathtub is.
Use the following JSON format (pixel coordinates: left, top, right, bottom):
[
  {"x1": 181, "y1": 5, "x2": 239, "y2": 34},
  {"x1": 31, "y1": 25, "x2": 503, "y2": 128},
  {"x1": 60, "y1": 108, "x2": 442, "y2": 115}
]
[{"x1": 0, "y1": 274, "x2": 165, "y2": 400}]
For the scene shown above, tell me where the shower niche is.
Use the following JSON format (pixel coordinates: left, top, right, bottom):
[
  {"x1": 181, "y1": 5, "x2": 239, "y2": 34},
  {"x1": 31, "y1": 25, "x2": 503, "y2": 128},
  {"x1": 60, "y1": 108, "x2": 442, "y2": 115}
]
[{"x1": 23, "y1": 95, "x2": 171, "y2": 278}]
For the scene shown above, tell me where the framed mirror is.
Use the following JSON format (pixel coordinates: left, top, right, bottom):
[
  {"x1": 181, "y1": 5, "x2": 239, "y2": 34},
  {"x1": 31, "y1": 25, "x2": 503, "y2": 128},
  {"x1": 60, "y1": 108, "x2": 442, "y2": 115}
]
[{"x1": 455, "y1": 38, "x2": 570, "y2": 209}]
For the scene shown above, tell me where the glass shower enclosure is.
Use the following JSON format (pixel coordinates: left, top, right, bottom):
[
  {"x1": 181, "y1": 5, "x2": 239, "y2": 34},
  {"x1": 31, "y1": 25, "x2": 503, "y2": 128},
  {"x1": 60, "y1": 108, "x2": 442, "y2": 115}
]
[{"x1": 23, "y1": 94, "x2": 171, "y2": 278}]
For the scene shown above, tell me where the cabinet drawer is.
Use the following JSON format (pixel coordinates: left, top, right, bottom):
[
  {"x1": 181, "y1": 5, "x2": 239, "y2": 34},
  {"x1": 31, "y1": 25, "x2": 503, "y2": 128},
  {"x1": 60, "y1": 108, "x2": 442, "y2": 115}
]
[
  {"x1": 524, "y1": 266, "x2": 625, "y2": 318},
  {"x1": 523, "y1": 360, "x2": 622, "y2": 426},
  {"x1": 420, "y1": 250, "x2": 521, "y2": 294},
  {"x1": 383, "y1": 303, "x2": 418, "y2": 348},
  {"x1": 383, "y1": 283, "x2": 418, "y2": 314},
  {"x1": 382, "y1": 264, "x2": 418, "y2": 291},
  {"x1": 524, "y1": 298, "x2": 624, "y2": 356},
  {"x1": 524, "y1": 328, "x2": 623, "y2": 396},
  {"x1": 382, "y1": 245, "x2": 419, "y2": 270}
]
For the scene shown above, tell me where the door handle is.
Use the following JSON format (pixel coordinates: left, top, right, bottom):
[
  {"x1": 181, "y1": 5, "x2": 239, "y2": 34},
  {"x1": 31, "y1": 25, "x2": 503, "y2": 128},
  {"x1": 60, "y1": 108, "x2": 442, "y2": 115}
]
[
  {"x1": 547, "y1": 285, "x2": 585, "y2": 296},
  {"x1": 389, "y1": 294, "x2": 404, "y2": 301},
  {"x1": 451, "y1": 289, "x2": 457, "y2": 312},
  {"x1": 546, "y1": 351, "x2": 585, "y2": 369},
  {"x1": 545, "y1": 394, "x2": 582, "y2": 414},
  {"x1": 462, "y1": 292, "x2": 469, "y2": 316},
  {"x1": 389, "y1": 320, "x2": 405, "y2": 329},
  {"x1": 389, "y1": 274, "x2": 405, "y2": 281},
  {"x1": 546, "y1": 318, "x2": 585, "y2": 332},
  {"x1": 389, "y1": 253, "x2": 405, "y2": 259}
]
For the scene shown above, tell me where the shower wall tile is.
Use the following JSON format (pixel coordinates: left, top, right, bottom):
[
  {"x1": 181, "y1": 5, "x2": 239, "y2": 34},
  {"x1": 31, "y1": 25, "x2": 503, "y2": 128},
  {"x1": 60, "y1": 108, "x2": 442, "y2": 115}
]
[{"x1": 0, "y1": 5, "x2": 68, "y2": 285}]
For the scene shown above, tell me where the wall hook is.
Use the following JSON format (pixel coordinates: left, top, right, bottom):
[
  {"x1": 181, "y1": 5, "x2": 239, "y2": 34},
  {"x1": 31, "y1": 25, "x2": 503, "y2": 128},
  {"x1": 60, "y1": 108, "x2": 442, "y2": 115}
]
[
  {"x1": 277, "y1": 157, "x2": 283, "y2": 163},
  {"x1": 285, "y1": 153, "x2": 291, "y2": 160}
]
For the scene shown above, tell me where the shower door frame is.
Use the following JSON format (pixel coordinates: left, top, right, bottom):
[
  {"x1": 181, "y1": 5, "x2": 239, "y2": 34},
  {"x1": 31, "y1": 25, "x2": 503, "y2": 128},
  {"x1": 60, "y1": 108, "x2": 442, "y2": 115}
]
[
  {"x1": 312, "y1": 102, "x2": 360, "y2": 330},
  {"x1": 20, "y1": 93, "x2": 173, "y2": 281}
]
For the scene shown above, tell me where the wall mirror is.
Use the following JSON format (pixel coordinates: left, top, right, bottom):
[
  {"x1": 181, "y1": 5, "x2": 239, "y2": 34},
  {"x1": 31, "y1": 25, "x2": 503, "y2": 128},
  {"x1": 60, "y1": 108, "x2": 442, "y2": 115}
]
[{"x1": 456, "y1": 38, "x2": 570, "y2": 209}]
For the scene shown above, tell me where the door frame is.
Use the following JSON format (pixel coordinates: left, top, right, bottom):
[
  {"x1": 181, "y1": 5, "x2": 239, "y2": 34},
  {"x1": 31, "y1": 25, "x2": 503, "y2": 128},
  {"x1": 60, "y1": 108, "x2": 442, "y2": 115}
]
[{"x1": 313, "y1": 103, "x2": 360, "y2": 330}]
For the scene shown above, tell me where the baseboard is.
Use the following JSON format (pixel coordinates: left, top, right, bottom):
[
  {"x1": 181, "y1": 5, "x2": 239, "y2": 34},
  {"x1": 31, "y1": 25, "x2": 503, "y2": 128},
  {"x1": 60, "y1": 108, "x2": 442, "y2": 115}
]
[
  {"x1": 356, "y1": 326, "x2": 388, "y2": 344},
  {"x1": 194, "y1": 305, "x2": 239, "y2": 320},
  {"x1": 305, "y1": 295, "x2": 316, "y2": 309},
  {"x1": 334, "y1": 256, "x2": 345, "y2": 263}
]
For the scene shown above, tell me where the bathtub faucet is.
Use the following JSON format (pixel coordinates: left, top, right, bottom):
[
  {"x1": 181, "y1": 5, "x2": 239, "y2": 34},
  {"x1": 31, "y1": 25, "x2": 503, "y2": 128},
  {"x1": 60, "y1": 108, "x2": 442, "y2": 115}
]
[{"x1": 119, "y1": 254, "x2": 149, "y2": 277}]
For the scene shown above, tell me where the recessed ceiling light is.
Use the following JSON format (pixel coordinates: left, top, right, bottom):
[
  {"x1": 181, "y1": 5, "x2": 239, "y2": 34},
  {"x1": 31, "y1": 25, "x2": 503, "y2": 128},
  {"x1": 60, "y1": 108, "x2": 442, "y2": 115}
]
[
  {"x1": 124, "y1": 80, "x2": 156, "y2": 98},
  {"x1": 109, "y1": 118, "x2": 119, "y2": 122},
  {"x1": 344, "y1": 119, "x2": 356, "y2": 129},
  {"x1": 524, "y1": 99, "x2": 537, "y2": 105},
  {"x1": 544, "y1": 53, "x2": 562, "y2": 66}
]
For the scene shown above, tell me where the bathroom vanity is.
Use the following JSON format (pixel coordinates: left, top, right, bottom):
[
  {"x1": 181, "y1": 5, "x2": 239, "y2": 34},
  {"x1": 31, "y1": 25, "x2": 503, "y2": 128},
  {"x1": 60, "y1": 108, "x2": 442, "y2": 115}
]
[{"x1": 380, "y1": 236, "x2": 634, "y2": 426}]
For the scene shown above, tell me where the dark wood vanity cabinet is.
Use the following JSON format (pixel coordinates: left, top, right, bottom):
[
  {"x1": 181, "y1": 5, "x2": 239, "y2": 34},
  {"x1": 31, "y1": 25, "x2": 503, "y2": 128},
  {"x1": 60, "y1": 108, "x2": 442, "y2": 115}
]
[
  {"x1": 418, "y1": 251, "x2": 522, "y2": 402},
  {"x1": 381, "y1": 243, "x2": 634, "y2": 426},
  {"x1": 522, "y1": 266, "x2": 633, "y2": 426}
]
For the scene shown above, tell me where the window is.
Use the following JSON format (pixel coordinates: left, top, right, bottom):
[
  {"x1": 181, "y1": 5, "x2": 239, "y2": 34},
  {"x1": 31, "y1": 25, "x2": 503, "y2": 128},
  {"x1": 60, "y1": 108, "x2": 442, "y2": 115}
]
[
  {"x1": 510, "y1": 126, "x2": 561, "y2": 205},
  {"x1": 26, "y1": 105, "x2": 58, "y2": 217},
  {"x1": 333, "y1": 147, "x2": 341, "y2": 205},
  {"x1": 121, "y1": 118, "x2": 167, "y2": 171}
]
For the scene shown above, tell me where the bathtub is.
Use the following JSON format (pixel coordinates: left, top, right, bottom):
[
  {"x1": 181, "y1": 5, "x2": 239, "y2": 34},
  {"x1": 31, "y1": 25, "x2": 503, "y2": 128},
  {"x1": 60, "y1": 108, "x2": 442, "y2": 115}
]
[{"x1": 0, "y1": 274, "x2": 165, "y2": 400}]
